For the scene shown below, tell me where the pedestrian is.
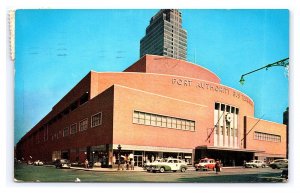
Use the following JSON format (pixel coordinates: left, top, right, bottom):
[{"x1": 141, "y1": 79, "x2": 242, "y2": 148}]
[
  {"x1": 131, "y1": 158, "x2": 135, "y2": 170},
  {"x1": 84, "y1": 159, "x2": 89, "y2": 169},
  {"x1": 112, "y1": 154, "x2": 116, "y2": 166},
  {"x1": 125, "y1": 154, "x2": 129, "y2": 170},
  {"x1": 215, "y1": 160, "x2": 221, "y2": 174}
]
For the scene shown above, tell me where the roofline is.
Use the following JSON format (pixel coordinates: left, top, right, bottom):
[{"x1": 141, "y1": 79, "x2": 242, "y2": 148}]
[
  {"x1": 244, "y1": 116, "x2": 286, "y2": 126},
  {"x1": 142, "y1": 54, "x2": 221, "y2": 82},
  {"x1": 91, "y1": 71, "x2": 254, "y2": 105}
]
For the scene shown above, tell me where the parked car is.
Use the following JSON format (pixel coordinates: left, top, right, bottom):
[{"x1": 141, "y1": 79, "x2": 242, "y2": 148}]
[
  {"x1": 33, "y1": 160, "x2": 44, "y2": 166},
  {"x1": 245, "y1": 160, "x2": 266, "y2": 168},
  {"x1": 281, "y1": 168, "x2": 288, "y2": 179},
  {"x1": 54, "y1": 159, "x2": 71, "y2": 169},
  {"x1": 148, "y1": 158, "x2": 188, "y2": 173},
  {"x1": 195, "y1": 158, "x2": 216, "y2": 171},
  {"x1": 144, "y1": 158, "x2": 164, "y2": 171},
  {"x1": 269, "y1": 159, "x2": 288, "y2": 169}
]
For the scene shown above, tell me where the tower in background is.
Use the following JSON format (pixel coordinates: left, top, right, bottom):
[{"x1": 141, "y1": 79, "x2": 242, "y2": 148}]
[{"x1": 140, "y1": 9, "x2": 187, "y2": 60}]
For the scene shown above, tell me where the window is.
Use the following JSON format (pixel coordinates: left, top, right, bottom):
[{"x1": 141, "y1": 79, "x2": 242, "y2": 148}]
[
  {"x1": 91, "y1": 112, "x2": 102, "y2": 127},
  {"x1": 145, "y1": 113, "x2": 150, "y2": 125},
  {"x1": 70, "y1": 123, "x2": 77, "y2": 134},
  {"x1": 79, "y1": 118, "x2": 88, "y2": 131},
  {"x1": 254, "y1": 131, "x2": 281, "y2": 142},
  {"x1": 132, "y1": 110, "x2": 195, "y2": 132},
  {"x1": 150, "y1": 114, "x2": 156, "y2": 126},
  {"x1": 63, "y1": 127, "x2": 69, "y2": 137}
]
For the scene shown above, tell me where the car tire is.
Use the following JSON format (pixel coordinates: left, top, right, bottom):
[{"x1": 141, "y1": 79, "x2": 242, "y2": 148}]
[
  {"x1": 159, "y1": 167, "x2": 165, "y2": 173},
  {"x1": 181, "y1": 167, "x2": 186, "y2": 173},
  {"x1": 173, "y1": 170, "x2": 177, "y2": 173},
  {"x1": 195, "y1": 169, "x2": 198, "y2": 171}
]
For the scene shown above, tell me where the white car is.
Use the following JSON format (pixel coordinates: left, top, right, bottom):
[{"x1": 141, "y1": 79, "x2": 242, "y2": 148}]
[
  {"x1": 144, "y1": 159, "x2": 164, "y2": 171},
  {"x1": 33, "y1": 160, "x2": 44, "y2": 166},
  {"x1": 148, "y1": 158, "x2": 188, "y2": 173},
  {"x1": 245, "y1": 160, "x2": 266, "y2": 168}
]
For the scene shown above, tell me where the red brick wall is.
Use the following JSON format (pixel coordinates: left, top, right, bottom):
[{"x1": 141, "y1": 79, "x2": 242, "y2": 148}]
[
  {"x1": 17, "y1": 87, "x2": 114, "y2": 163},
  {"x1": 245, "y1": 116, "x2": 286, "y2": 157},
  {"x1": 124, "y1": 55, "x2": 220, "y2": 83},
  {"x1": 112, "y1": 85, "x2": 209, "y2": 148}
]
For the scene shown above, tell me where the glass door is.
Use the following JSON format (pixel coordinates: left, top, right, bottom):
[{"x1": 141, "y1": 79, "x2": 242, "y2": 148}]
[{"x1": 134, "y1": 155, "x2": 143, "y2": 167}]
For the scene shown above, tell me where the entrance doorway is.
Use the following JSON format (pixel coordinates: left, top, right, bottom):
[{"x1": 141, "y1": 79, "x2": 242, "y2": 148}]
[{"x1": 134, "y1": 155, "x2": 143, "y2": 167}]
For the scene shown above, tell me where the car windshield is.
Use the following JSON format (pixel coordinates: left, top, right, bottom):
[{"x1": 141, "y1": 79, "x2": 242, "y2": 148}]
[{"x1": 200, "y1": 159, "x2": 209, "y2": 163}]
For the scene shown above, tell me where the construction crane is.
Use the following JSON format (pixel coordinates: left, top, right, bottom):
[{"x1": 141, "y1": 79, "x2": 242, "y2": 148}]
[{"x1": 239, "y1": 57, "x2": 289, "y2": 85}]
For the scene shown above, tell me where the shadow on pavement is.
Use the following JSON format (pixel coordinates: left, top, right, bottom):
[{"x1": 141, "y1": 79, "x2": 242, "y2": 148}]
[{"x1": 177, "y1": 173, "x2": 285, "y2": 183}]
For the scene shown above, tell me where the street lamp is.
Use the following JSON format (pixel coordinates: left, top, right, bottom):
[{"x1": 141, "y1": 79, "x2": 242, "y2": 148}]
[
  {"x1": 92, "y1": 151, "x2": 95, "y2": 166},
  {"x1": 117, "y1": 144, "x2": 122, "y2": 170},
  {"x1": 239, "y1": 57, "x2": 289, "y2": 85}
]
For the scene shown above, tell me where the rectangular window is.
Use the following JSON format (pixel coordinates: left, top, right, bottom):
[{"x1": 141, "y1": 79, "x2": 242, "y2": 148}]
[
  {"x1": 132, "y1": 110, "x2": 195, "y2": 132},
  {"x1": 215, "y1": 103, "x2": 220, "y2": 110},
  {"x1": 167, "y1": 117, "x2": 172, "y2": 128},
  {"x1": 79, "y1": 118, "x2": 88, "y2": 131},
  {"x1": 221, "y1": 104, "x2": 225, "y2": 111},
  {"x1": 91, "y1": 112, "x2": 102, "y2": 128},
  {"x1": 190, "y1": 122, "x2": 195, "y2": 131},
  {"x1": 171, "y1": 118, "x2": 176, "y2": 129},
  {"x1": 145, "y1": 113, "x2": 150, "y2": 125},
  {"x1": 139, "y1": 112, "x2": 145, "y2": 124},
  {"x1": 70, "y1": 123, "x2": 77, "y2": 134},
  {"x1": 150, "y1": 114, "x2": 156, "y2": 126},
  {"x1": 63, "y1": 128, "x2": 69, "y2": 137},
  {"x1": 214, "y1": 126, "x2": 218, "y2": 134},
  {"x1": 157, "y1": 116, "x2": 162, "y2": 127},
  {"x1": 254, "y1": 131, "x2": 281, "y2": 142},
  {"x1": 162, "y1": 116, "x2": 167, "y2": 127},
  {"x1": 133, "y1": 111, "x2": 139, "y2": 123}
]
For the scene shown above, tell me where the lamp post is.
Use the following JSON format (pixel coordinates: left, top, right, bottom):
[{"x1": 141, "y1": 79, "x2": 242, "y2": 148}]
[
  {"x1": 92, "y1": 151, "x2": 95, "y2": 167},
  {"x1": 239, "y1": 57, "x2": 289, "y2": 85},
  {"x1": 117, "y1": 144, "x2": 122, "y2": 170}
]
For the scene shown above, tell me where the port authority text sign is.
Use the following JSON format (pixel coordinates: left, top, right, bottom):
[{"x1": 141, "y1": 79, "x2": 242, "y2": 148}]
[{"x1": 171, "y1": 78, "x2": 253, "y2": 106}]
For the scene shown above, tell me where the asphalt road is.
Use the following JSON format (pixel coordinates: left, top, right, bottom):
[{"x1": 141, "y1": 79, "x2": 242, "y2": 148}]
[{"x1": 14, "y1": 164, "x2": 286, "y2": 183}]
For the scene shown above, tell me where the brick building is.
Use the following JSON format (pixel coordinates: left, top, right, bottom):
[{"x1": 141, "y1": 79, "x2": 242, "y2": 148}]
[{"x1": 16, "y1": 55, "x2": 286, "y2": 167}]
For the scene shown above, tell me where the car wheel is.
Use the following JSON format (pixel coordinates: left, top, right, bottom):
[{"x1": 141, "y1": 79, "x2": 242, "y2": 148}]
[
  {"x1": 181, "y1": 167, "x2": 186, "y2": 172},
  {"x1": 159, "y1": 167, "x2": 165, "y2": 173}
]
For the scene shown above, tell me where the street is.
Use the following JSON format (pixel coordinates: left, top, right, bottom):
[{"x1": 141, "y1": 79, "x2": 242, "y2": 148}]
[{"x1": 14, "y1": 164, "x2": 286, "y2": 183}]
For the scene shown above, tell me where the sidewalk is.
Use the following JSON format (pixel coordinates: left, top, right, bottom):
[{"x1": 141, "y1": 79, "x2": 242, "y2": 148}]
[
  {"x1": 69, "y1": 166, "x2": 244, "y2": 172},
  {"x1": 70, "y1": 166, "x2": 145, "y2": 172}
]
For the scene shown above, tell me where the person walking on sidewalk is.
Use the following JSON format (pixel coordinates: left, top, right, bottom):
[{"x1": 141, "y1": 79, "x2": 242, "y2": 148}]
[
  {"x1": 84, "y1": 159, "x2": 89, "y2": 169},
  {"x1": 215, "y1": 160, "x2": 221, "y2": 174}
]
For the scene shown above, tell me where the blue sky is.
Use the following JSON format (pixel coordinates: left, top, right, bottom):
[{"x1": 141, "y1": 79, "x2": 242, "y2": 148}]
[{"x1": 15, "y1": 9, "x2": 289, "y2": 144}]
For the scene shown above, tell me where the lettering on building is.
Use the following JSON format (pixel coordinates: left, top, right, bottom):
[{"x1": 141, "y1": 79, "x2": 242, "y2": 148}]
[{"x1": 171, "y1": 78, "x2": 253, "y2": 106}]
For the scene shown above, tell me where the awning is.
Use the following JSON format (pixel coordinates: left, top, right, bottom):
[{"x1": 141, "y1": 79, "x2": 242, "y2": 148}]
[{"x1": 195, "y1": 145, "x2": 264, "y2": 153}]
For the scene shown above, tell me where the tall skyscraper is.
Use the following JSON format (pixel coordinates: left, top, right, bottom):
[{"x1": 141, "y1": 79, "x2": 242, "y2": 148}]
[{"x1": 140, "y1": 9, "x2": 187, "y2": 60}]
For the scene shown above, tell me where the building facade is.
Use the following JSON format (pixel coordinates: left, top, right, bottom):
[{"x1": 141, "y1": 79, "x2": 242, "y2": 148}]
[
  {"x1": 140, "y1": 9, "x2": 187, "y2": 60},
  {"x1": 16, "y1": 55, "x2": 286, "y2": 167}
]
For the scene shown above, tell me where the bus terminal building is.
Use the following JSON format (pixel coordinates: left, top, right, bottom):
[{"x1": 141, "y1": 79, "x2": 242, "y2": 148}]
[{"x1": 16, "y1": 55, "x2": 286, "y2": 167}]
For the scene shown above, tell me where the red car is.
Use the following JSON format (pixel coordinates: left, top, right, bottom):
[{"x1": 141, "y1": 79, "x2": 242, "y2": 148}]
[{"x1": 195, "y1": 158, "x2": 216, "y2": 171}]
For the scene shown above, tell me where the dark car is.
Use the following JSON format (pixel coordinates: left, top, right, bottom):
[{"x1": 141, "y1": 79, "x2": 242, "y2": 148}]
[
  {"x1": 54, "y1": 159, "x2": 71, "y2": 169},
  {"x1": 269, "y1": 159, "x2": 288, "y2": 169},
  {"x1": 281, "y1": 168, "x2": 288, "y2": 179}
]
